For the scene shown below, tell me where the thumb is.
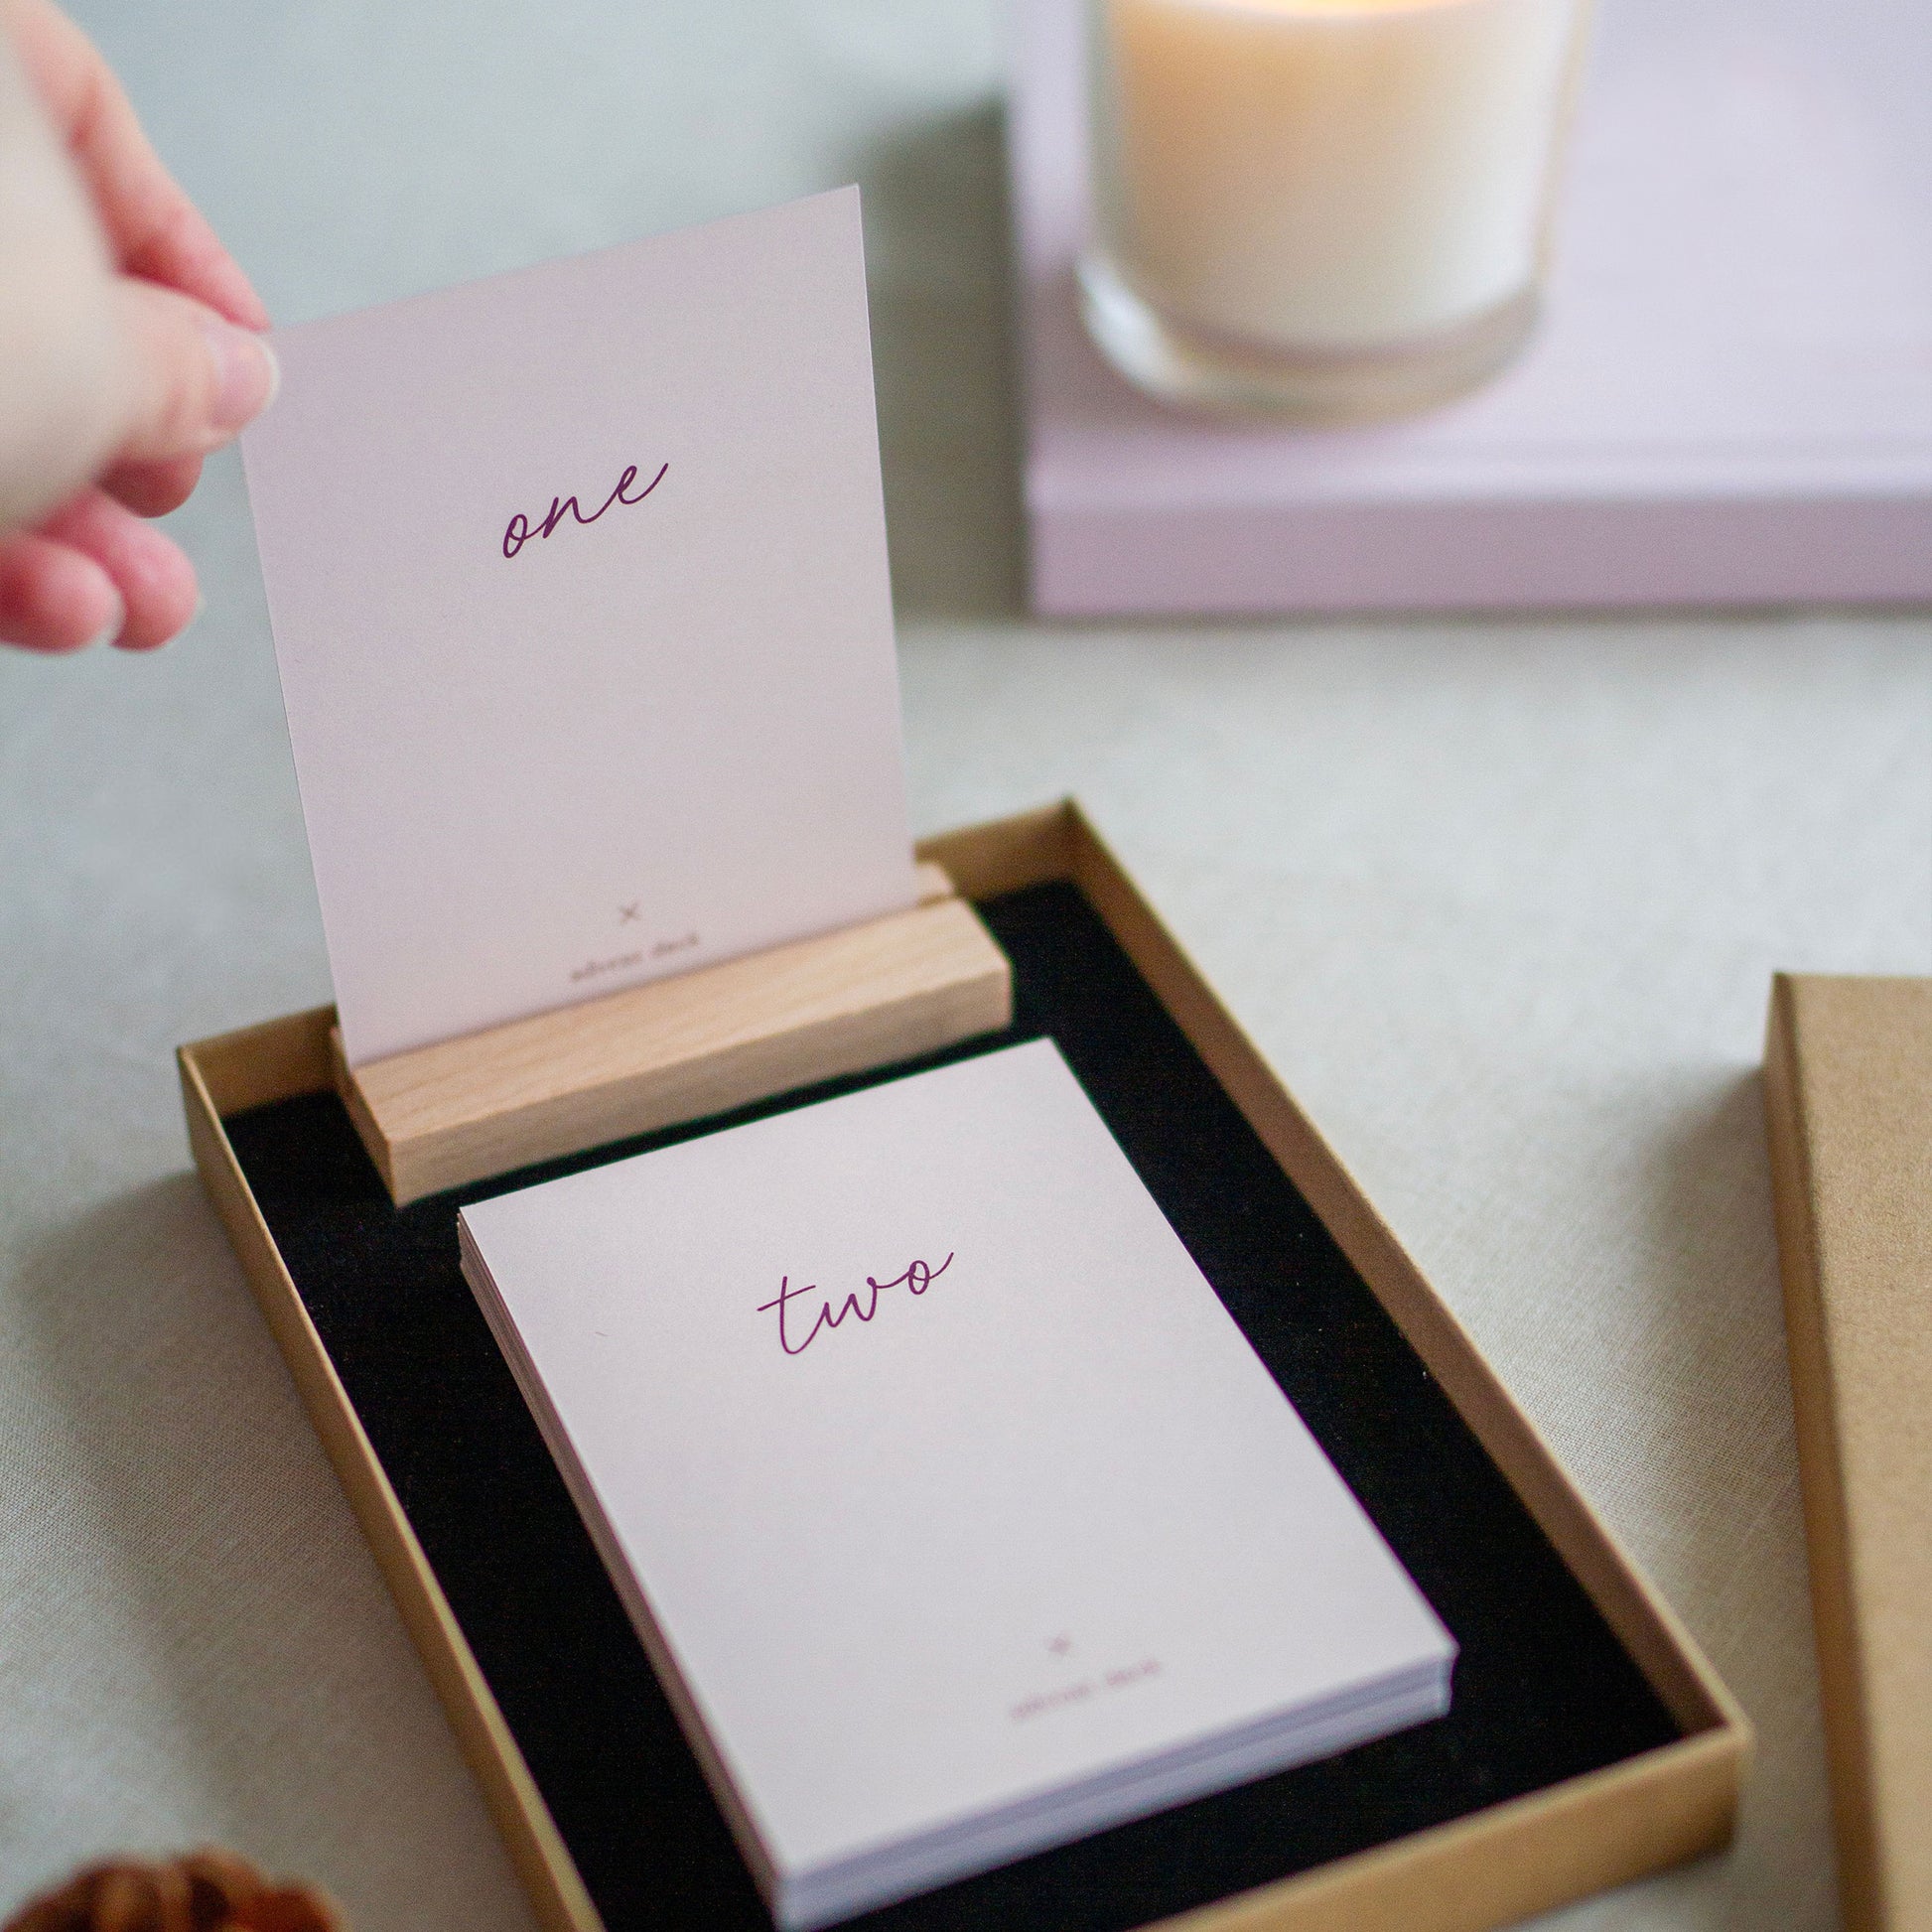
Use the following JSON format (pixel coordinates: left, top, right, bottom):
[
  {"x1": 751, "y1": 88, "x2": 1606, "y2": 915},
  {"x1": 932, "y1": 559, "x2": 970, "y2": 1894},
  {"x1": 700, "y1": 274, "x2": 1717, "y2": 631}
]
[{"x1": 109, "y1": 275, "x2": 279, "y2": 468}]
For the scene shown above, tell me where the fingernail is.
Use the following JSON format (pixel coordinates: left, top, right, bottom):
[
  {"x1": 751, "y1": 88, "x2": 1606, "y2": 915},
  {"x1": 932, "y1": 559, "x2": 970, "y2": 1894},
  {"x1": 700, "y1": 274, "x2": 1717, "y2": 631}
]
[
  {"x1": 206, "y1": 319, "x2": 280, "y2": 433},
  {"x1": 85, "y1": 590, "x2": 129, "y2": 651}
]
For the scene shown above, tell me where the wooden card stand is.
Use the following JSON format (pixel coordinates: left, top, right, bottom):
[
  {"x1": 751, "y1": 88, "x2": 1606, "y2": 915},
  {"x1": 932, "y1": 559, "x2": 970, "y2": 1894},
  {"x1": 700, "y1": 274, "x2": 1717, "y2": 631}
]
[{"x1": 333, "y1": 863, "x2": 1012, "y2": 1204}]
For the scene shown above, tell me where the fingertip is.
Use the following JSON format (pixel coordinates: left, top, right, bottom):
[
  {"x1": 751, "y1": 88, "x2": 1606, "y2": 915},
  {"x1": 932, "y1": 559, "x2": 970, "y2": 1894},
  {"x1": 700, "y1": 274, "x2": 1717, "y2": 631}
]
[
  {"x1": 230, "y1": 278, "x2": 272, "y2": 334},
  {"x1": 91, "y1": 591, "x2": 132, "y2": 650},
  {"x1": 175, "y1": 224, "x2": 272, "y2": 333},
  {"x1": 106, "y1": 535, "x2": 199, "y2": 649},
  {"x1": 185, "y1": 238, "x2": 273, "y2": 335},
  {"x1": 0, "y1": 531, "x2": 126, "y2": 652},
  {"x1": 114, "y1": 581, "x2": 200, "y2": 651},
  {"x1": 103, "y1": 454, "x2": 206, "y2": 518},
  {"x1": 202, "y1": 313, "x2": 279, "y2": 437},
  {"x1": 39, "y1": 488, "x2": 199, "y2": 648},
  {"x1": 114, "y1": 279, "x2": 278, "y2": 467}
]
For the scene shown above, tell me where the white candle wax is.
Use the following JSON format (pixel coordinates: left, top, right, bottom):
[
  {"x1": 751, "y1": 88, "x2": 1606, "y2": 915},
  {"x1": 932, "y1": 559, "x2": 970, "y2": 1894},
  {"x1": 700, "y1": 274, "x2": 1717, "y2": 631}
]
[{"x1": 1097, "y1": 0, "x2": 1587, "y2": 352}]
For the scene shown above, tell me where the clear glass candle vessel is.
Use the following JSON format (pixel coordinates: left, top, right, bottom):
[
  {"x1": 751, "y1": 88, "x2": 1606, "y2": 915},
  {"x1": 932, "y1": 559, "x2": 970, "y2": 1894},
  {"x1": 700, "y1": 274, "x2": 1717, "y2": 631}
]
[{"x1": 1082, "y1": 0, "x2": 1594, "y2": 419}]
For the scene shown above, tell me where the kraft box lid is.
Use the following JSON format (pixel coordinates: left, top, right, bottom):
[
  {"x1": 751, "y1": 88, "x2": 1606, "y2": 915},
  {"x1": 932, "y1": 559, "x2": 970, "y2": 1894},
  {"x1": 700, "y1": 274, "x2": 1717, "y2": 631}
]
[{"x1": 1764, "y1": 975, "x2": 1932, "y2": 1932}]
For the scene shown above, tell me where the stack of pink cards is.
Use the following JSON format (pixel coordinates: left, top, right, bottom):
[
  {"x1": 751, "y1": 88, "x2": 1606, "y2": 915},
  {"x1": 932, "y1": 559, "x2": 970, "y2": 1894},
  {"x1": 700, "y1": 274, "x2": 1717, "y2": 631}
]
[{"x1": 460, "y1": 1040, "x2": 1454, "y2": 1926}]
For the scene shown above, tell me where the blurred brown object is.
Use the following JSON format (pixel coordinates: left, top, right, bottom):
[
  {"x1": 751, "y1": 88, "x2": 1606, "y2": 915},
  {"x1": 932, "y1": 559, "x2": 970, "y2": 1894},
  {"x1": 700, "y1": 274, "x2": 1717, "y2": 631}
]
[{"x1": 4, "y1": 1849, "x2": 343, "y2": 1932}]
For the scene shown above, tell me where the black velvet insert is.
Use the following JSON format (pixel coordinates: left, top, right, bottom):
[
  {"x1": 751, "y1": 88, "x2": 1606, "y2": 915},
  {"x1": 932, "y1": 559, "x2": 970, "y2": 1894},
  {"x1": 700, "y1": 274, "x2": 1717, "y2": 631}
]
[{"x1": 223, "y1": 881, "x2": 1678, "y2": 1931}]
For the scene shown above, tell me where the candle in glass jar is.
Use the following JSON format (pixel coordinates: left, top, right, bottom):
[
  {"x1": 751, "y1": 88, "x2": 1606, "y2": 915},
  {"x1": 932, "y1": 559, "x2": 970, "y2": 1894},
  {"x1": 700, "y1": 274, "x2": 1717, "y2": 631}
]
[{"x1": 1087, "y1": 0, "x2": 1590, "y2": 404}]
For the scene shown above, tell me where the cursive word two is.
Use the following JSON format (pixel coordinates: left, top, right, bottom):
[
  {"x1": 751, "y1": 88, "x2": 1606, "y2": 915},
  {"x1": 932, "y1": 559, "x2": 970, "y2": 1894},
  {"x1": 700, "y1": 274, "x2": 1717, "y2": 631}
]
[{"x1": 757, "y1": 1254, "x2": 955, "y2": 1357}]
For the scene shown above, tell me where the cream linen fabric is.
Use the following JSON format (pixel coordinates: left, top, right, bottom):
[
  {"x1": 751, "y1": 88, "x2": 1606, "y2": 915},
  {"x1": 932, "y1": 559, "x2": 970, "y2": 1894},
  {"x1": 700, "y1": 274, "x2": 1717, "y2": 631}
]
[{"x1": 3, "y1": 0, "x2": 1929, "y2": 1926}]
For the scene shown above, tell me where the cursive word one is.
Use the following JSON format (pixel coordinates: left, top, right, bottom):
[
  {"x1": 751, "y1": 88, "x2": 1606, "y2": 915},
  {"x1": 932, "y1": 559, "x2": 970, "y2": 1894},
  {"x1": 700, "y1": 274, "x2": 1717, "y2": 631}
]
[
  {"x1": 502, "y1": 461, "x2": 667, "y2": 559},
  {"x1": 757, "y1": 1254, "x2": 955, "y2": 1357}
]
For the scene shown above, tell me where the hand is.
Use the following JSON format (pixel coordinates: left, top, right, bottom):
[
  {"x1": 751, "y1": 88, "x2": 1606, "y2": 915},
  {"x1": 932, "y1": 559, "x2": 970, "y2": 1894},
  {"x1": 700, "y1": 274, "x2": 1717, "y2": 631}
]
[{"x1": 0, "y1": 0, "x2": 275, "y2": 653}]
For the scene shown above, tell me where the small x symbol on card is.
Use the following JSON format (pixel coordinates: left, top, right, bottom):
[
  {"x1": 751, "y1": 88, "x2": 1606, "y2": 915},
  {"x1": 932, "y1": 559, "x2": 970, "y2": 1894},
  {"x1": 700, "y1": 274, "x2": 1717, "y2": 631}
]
[
  {"x1": 1047, "y1": 1634, "x2": 1073, "y2": 1658},
  {"x1": 619, "y1": 902, "x2": 641, "y2": 923}
]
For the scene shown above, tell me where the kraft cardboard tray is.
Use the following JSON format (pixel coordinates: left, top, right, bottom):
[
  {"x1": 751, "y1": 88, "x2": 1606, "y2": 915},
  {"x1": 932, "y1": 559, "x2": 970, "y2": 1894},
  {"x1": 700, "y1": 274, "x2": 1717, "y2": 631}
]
[{"x1": 179, "y1": 802, "x2": 1748, "y2": 1932}]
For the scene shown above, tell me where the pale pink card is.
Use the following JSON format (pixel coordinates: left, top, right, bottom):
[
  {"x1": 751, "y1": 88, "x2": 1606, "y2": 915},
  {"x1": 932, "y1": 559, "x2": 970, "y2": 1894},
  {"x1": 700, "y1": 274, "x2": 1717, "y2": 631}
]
[
  {"x1": 241, "y1": 189, "x2": 916, "y2": 1066},
  {"x1": 458, "y1": 1040, "x2": 1454, "y2": 1925}
]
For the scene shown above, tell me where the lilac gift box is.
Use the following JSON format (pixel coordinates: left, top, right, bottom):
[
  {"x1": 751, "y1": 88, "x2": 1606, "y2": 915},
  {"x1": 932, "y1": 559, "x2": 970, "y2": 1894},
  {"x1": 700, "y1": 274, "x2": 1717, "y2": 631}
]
[{"x1": 1009, "y1": 0, "x2": 1932, "y2": 618}]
